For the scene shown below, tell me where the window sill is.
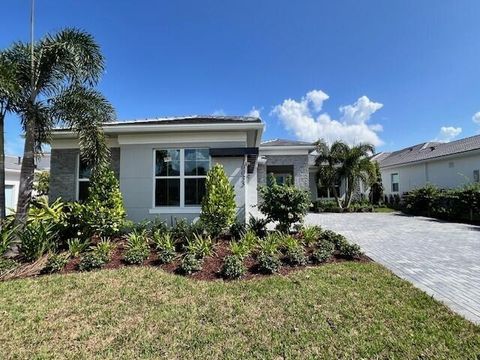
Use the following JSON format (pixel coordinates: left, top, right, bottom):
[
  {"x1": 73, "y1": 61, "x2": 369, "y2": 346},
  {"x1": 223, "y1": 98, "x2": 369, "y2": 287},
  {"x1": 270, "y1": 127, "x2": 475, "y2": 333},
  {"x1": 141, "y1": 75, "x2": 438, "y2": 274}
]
[{"x1": 149, "y1": 207, "x2": 202, "y2": 214}]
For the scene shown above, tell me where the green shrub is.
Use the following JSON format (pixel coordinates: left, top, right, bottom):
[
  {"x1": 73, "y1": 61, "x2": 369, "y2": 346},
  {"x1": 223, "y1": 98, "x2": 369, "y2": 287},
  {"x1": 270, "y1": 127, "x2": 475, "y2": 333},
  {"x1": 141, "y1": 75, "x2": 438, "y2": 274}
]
[
  {"x1": 34, "y1": 171, "x2": 50, "y2": 197},
  {"x1": 229, "y1": 221, "x2": 246, "y2": 241},
  {"x1": 179, "y1": 253, "x2": 203, "y2": 274},
  {"x1": 185, "y1": 234, "x2": 214, "y2": 259},
  {"x1": 300, "y1": 225, "x2": 322, "y2": 246},
  {"x1": 247, "y1": 216, "x2": 268, "y2": 238},
  {"x1": 19, "y1": 221, "x2": 58, "y2": 262},
  {"x1": 221, "y1": 255, "x2": 246, "y2": 279},
  {"x1": 338, "y1": 242, "x2": 362, "y2": 258},
  {"x1": 258, "y1": 174, "x2": 311, "y2": 233},
  {"x1": 85, "y1": 167, "x2": 126, "y2": 236},
  {"x1": 124, "y1": 247, "x2": 149, "y2": 265},
  {"x1": 67, "y1": 238, "x2": 90, "y2": 257},
  {"x1": 170, "y1": 219, "x2": 206, "y2": 247},
  {"x1": 230, "y1": 241, "x2": 251, "y2": 260},
  {"x1": 320, "y1": 230, "x2": 346, "y2": 249},
  {"x1": 0, "y1": 223, "x2": 17, "y2": 255},
  {"x1": 152, "y1": 231, "x2": 176, "y2": 264},
  {"x1": 257, "y1": 234, "x2": 281, "y2": 273},
  {"x1": 200, "y1": 164, "x2": 236, "y2": 237},
  {"x1": 124, "y1": 230, "x2": 150, "y2": 265},
  {"x1": 240, "y1": 230, "x2": 259, "y2": 253},
  {"x1": 0, "y1": 258, "x2": 18, "y2": 276},
  {"x1": 78, "y1": 252, "x2": 107, "y2": 271},
  {"x1": 93, "y1": 238, "x2": 116, "y2": 261},
  {"x1": 281, "y1": 235, "x2": 306, "y2": 266},
  {"x1": 43, "y1": 253, "x2": 69, "y2": 273},
  {"x1": 312, "y1": 241, "x2": 334, "y2": 263},
  {"x1": 258, "y1": 253, "x2": 281, "y2": 274}
]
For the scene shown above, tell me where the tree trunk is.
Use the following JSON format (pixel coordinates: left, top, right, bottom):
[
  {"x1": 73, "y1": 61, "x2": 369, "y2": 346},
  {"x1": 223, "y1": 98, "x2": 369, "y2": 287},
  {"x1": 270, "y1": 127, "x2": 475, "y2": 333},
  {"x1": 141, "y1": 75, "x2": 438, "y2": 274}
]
[
  {"x1": 0, "y1": 112, "x2": 5, "y2": 220},
  {"x1": 15, "y1": 119, "x2": 35, "y2": 225}
]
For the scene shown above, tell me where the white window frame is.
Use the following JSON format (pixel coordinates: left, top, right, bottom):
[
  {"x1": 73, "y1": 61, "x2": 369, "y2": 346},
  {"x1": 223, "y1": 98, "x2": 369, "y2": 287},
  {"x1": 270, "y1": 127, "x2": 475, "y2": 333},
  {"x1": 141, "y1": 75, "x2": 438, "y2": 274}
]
[
  {"x1": 391, "y1": 173, "x2": 399, "y2": 193},
  {"x1": 151, "y1": 148, "x2": 210, "y2": 213},
  {"x1": 76, "y1": 154, "x2": 90, "y2": 201}
]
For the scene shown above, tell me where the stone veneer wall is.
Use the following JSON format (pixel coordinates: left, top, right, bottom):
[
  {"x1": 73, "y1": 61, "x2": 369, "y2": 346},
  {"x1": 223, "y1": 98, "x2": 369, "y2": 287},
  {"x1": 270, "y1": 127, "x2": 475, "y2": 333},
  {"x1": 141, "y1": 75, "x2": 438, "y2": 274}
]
[
  {"x1": 257, "y1": 155, "x2": 310, "y2": 195},
  {"x1": 49, "y1": 148, "x2": 120, "y2": 201}
]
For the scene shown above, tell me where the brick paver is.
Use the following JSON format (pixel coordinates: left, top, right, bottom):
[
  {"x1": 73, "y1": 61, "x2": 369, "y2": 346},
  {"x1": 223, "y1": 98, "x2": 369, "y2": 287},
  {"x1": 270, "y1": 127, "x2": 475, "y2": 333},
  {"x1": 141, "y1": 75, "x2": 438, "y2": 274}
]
[{"x1": 305, "y1": 212, "x2": 480, "y2": 324}]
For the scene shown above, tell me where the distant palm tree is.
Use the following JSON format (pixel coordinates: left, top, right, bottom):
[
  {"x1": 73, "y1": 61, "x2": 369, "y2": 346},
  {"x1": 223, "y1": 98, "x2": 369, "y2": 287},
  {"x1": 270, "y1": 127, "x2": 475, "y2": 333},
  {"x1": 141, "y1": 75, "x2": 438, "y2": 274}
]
[
  {"x1": 0, "y1": 53, "x2": 20, "y2": 220},
  {"x1": 1, "y1": 28, "x2": 115, "y2": 227},
  {"x1": 315, "y1": 140, "x2": 375, "y2": 209}
]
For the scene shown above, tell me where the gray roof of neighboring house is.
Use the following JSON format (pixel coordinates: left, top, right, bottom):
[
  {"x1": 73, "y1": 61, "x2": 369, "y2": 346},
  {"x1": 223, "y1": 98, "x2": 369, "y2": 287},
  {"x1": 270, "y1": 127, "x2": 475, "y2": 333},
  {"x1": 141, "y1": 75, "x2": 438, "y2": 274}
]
[
  {"x1": 102, "y1": 115, "x2": 261, "y2": 127},
  {"x1": 370, "y1": 152, "x2": 392, "y2": 163},
  {"x1": 5, "y1": 154, "x2": 50, "y2": 171},
  {"x1": 378, "y1": 134, "x2": 480, "y2": 168},
  {"x1": 261, "y1": 138, "x2": 314, "y2": 146}
]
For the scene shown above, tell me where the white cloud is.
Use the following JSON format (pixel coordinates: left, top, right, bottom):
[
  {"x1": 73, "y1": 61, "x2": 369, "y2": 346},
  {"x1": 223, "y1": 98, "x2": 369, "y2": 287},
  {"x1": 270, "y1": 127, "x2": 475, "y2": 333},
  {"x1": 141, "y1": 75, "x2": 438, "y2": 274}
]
[
  {"x1": 246, "y1": 106, "x2": 261, "y2": 118},
  {"x1": 437, "y1": 126, "x2": 462, "y2": 142},
  {"x1": 306, "y1": 90, "x2": 329, "y2": 111},
  {"x1": 271, "y1": 90, "x2": 384, "y2": 146},
  {"x1": 472, "y1": 112, "x2": 480, "y2": 125},
  {"x1": 212, "y1": 109, "x2": 225, "y2": 116}
]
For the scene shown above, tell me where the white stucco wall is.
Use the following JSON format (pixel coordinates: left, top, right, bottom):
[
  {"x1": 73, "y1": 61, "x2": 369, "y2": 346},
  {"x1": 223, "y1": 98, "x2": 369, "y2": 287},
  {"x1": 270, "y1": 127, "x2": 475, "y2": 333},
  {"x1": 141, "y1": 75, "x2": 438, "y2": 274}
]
[
  {"x1": 5, "y1": 170, "x2": 20, "y2": 215},
  {"x1": 381, "y1": 151, "x2": 480, "y2": 195}
]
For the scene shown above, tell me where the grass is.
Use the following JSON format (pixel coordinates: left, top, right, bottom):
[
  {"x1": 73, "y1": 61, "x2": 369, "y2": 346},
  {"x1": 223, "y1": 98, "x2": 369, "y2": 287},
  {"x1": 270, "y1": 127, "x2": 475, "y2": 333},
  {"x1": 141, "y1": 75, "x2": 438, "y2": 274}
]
[
  {"x1": 0, "y1": 263, "x2": 479, "y2": 359},
  {"x1": 374, "y1": 206, "x2": 397, "y2": 213}
]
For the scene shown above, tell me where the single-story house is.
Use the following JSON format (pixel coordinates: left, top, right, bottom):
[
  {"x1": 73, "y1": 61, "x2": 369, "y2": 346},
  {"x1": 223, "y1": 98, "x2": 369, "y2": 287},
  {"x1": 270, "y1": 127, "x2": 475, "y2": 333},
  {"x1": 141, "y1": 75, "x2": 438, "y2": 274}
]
[
  {"x1": 374, "y1": 134, "x2": 480, "y2": 196},
  {"x1": 3, "y1": 154, "x2": 51, "y2": 215},
  {"x1": 50, "y1": 116, "x2": 345, "y2": 223}
]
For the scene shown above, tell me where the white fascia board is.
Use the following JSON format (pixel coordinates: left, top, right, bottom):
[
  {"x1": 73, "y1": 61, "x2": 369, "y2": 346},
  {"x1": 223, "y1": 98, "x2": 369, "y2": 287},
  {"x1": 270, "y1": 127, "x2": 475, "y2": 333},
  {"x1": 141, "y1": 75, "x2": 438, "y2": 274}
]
[{"x1": 259, "y1": 146, "x2": 313, "y2": 156}]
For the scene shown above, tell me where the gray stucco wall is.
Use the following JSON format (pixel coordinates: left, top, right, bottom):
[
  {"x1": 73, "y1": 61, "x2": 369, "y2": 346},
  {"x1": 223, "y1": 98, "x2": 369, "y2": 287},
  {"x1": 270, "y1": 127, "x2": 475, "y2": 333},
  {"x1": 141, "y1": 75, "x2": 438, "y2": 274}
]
[
  {"x1": 119, "y1": 143, "x2": 247, "y2": 223},
  {"x1": 49, "y1": 148, "x2": 120, "y2": 201},
  {"x1": 257, "y1": 155, "x2": 310, "y2": 189}
]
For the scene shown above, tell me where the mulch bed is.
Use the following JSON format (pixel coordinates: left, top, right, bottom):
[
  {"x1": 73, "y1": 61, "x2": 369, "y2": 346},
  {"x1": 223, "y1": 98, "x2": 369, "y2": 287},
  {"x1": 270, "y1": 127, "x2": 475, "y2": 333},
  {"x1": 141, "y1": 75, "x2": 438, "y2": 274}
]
[{"x1": 58, "y1": 238, "x2": 371, "y2": 281}]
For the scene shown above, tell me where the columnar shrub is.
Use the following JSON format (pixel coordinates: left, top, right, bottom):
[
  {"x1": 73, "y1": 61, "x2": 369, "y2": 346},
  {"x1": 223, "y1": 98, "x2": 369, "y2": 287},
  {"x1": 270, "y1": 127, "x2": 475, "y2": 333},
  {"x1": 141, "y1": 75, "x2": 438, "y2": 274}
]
[
  {"x1": 85, "y1": 167, "x2": 126, "y2": 236},
  {"x1": 201, "y1": 164, "x2": 236, "y2": 237},
  {"x1": 258, "y1": 174, "x2": 311, "y2": 233}
]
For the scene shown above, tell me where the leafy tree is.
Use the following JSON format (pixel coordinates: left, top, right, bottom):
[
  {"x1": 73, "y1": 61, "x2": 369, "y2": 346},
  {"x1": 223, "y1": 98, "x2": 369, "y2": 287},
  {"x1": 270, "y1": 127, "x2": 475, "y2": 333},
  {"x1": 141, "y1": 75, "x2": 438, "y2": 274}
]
[
  {"x1": 0, "y1": 28, "x2": 114, "y2": 230},
  {"x1": 315, "y1": 139, "x2": 375, "y2": 209},
  {"x1": 369, "y1": 161, "x2": 383, "y2": 205},
  {"x1": 258, "y1": 174, "x2": 311, "y2": 232},
  {"x1": 200, "y1": 164, "x2": 236, "y2": 237}
]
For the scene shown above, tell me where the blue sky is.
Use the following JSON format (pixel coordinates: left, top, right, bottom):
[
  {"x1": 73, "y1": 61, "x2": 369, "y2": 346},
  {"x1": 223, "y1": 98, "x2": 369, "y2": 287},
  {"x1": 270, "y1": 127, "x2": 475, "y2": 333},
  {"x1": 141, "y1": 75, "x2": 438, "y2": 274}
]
[{"x1": 2, "y1": 0, "x2": 480, "y2": 154}]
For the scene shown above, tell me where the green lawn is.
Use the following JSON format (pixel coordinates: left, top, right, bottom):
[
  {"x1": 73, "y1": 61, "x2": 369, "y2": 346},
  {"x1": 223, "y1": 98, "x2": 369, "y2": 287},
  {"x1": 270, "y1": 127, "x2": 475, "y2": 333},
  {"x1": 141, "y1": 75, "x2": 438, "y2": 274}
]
[
  {"x1": 374, "y1": 206, "x2": 397, "y2": 213},
  {"x1": 1, "y1": 263, "x2": 479, "y2": 359}
]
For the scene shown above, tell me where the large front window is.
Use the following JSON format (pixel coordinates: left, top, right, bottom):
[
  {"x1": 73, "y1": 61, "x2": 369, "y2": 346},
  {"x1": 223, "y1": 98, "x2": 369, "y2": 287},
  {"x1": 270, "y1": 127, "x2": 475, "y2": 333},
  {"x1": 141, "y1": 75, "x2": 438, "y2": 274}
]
[{"x1": 154, "y1": 149, "x2": 210, "y2": 207}]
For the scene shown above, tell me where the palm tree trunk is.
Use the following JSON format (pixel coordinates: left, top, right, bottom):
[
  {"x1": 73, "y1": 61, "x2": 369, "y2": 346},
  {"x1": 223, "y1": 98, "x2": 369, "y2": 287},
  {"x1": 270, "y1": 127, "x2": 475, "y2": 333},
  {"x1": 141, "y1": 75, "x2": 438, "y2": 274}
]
[
  {"x1": 15, "y1": 119, "x2": 35, "y2": 225},
  {"x1": 0, "y1": 112, "x2": 5, "y2": 220}
]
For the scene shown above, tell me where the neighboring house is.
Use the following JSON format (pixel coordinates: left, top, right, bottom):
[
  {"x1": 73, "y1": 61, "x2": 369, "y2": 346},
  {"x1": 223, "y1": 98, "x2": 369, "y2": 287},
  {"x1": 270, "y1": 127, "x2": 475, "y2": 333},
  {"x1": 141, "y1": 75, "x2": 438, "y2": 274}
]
[
  {"x1": 3, "y1": 153, "x2": 51, "y2": 215},
  {"x1": 49, "y1": 116, "x2": 366, "y2": 223},
  {"x1": 375, "y1": 134, "x2": 480, "y2": 196}
]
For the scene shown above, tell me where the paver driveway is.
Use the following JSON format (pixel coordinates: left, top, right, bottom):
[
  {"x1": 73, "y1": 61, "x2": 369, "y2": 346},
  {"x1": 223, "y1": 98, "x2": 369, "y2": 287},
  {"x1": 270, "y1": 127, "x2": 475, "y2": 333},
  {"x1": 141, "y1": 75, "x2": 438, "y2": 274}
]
[{"x1": 305, "y1": 212, "x2": 480, "y2": 324}]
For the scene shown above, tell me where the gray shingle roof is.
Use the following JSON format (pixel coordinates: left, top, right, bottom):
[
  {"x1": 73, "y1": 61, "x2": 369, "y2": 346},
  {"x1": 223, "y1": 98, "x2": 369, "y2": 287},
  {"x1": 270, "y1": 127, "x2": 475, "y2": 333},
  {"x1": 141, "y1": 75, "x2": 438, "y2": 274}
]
[
  {"x1": 103, "y1": 115, "x2": 261, "y2": 127},
  {"x1": 261, "y1": 138, "x2": 313, "y2": 146},
  {"x1": 378, "y1": 134, "x2": 480, "y2": 168}
]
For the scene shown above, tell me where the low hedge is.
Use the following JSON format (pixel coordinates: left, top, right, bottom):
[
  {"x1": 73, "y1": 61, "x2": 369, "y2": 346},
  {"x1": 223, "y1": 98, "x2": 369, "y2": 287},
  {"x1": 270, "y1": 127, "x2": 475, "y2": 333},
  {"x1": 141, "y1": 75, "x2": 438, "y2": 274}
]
[{"x1": 401, "y1": 184, "x2": 480, "y2": 223}]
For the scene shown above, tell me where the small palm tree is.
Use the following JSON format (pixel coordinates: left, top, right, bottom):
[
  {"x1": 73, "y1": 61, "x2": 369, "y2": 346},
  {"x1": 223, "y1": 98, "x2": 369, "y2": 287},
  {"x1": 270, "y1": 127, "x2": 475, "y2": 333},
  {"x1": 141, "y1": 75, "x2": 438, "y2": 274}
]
[
  {"x1": 339, "y1": 143, "x2": 375, "y2": 207},
  {"x1": 1, "y1": 28, "x2": 115, "y2": 227},
  {"x1": 315, "y1": 140, "x2": 375, "y2": 209},
  {"x1": 314, "y1": 139, "x2": 349, "y2": 207}
]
